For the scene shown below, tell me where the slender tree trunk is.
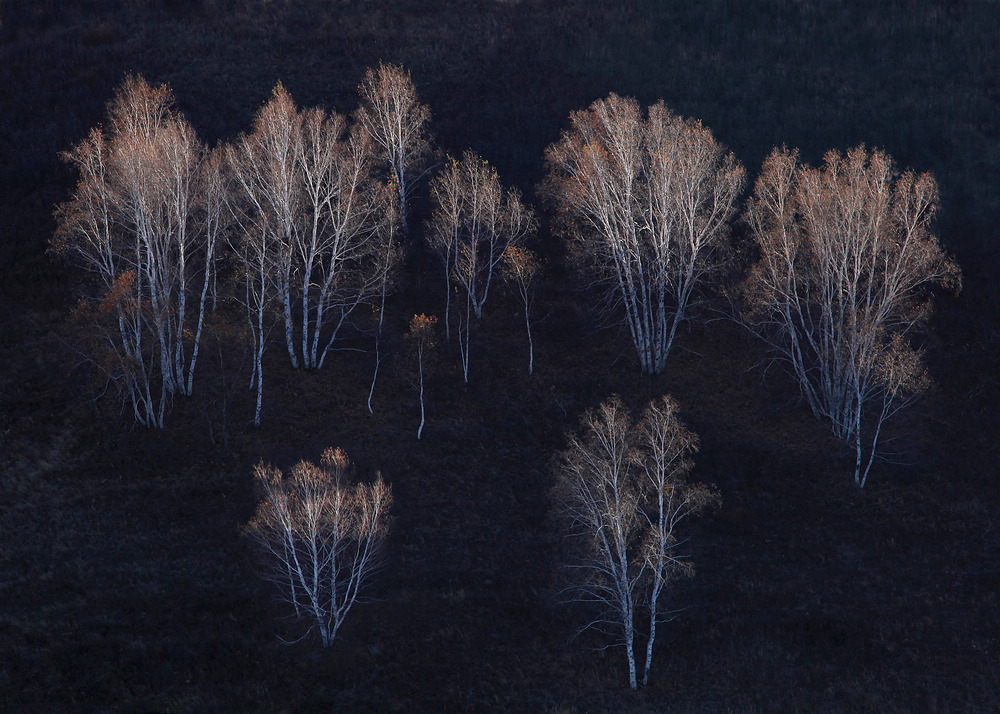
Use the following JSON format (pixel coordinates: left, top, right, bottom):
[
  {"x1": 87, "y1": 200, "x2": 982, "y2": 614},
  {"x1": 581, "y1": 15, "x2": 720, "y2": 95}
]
[
  {"x1": 301, "y1": 257, "x2": 314, "y2": 370},
  {"x1": 417, "y1": 347, "x2": 426, "y2": 440},
  {"x1": 642, "y1": 580, "x2": 663, "y2": 688},
  {"x1": 443, "y1": 253, "x2": 452, "y2": 341},
  {"x1": 185, "y1": 235, "x2": 215, "y2": 395},
  {"x1": 368, "y1": 336, "x2": 381, "y2": 415},
  {"x1": 458, "y1": 291, "x2": 471, "y2": 384},
  {"x1": 253, "y1": 267, "x2": 267, "y2": 427},
  {"x1": 175, "y1": 246, "x2": 188, "y2": 393},
  {"x1": 397, "y1": 163, "x2": 409, "y2": 237},
  {"x1": 524, "y1": 299, "x2": 534, "y2": 375},
  {"x1": 368, "y1": 257, "x2": 391, "y2": 414},
  {"x1": 254, "y1": 339, "x2": 264, "y2": 427},
  {"x1": 281, "y1": 270, "x2": 299, "y2": 369}
]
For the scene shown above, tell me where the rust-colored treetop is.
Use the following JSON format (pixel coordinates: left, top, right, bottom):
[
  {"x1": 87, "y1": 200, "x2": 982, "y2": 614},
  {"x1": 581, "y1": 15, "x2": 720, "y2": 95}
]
[{"x1": 408, "y1": 313, "x2": 438, "y2": 340}]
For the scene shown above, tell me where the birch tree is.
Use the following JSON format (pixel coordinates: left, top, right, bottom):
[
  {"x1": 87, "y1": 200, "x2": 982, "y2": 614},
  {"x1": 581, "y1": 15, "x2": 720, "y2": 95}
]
[
  {"x1": 552, "y1": 395, "x2": 718, "y2": 690},
  {"x1": 502, "y1": 246, "x2": 542, "y2": 375},
  {"x1": 228, "y1": 84, "x2": 397, "y2": 381},
  {"x1": 245, "y1": 447, "x2": 392, "y2": 649},
  {"x1": 742, "y1": 146, "x2": 961, "y2": 486},
  {"x1": 543, "y1": 94, "x2": 744, "y2": 375},
  {"x1": 52, "y1": 74, "x2": 220, "y2": 427},
  {"x1": 426, "y1": 151, "x2": 535, "y2": 381},
  {"x1": 295, "y1": 106, "x2": 396, "y2": 370},
  {"x1": 406, "y1": 314, "x2": 437, "y2": 440},
  {"x1": 356, "y1": 62, "x2": 432, "y2": 236},
  {"x1": 425, "y1": 153, "x2": 464, "y2": 340},
  {"x1": 225, "y1": 150, "x2": 273, "y2": 427}
]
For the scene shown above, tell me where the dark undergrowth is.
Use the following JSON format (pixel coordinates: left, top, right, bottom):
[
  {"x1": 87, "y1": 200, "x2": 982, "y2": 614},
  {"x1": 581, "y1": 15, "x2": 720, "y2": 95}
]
[{"x1": 2, "y1": 0, "x2": 999, "y2": 711}]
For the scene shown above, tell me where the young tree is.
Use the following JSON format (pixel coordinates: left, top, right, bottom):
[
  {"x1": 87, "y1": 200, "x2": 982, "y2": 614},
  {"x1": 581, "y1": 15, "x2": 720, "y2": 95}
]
[
  {"x1": 52, "y1": 74, "x2": 220, "y2": 427},
  {"x1": 543, "y1": 94, "x2": 744, "y2": 375},
  {"x1": 406, "y1": 314, "x2": 438, "y2": 440},
  {"x1": 426, "y1": 151, "x2": 535, "y2": 381},
  {"x1": 552, "y1": 395, "x2": 719, "y2": 690},
  {"x1": 425, "y1": 154, "x2": 464, "y2": 340},
  {"x1": 356, "y1": 62, "x2": 432, "y2": 236},
  {"x1": 502, "y1": 246, "x2": 542, "y2": 375},
  {"x1": 368, "y1": 217, "x2": 403, "y2": 414},
  {"x1": 245, "y1": 447, "x2": 393, "y2": 648},
  {"x1": 226, "y1": 171, "x2": 273, "y2": 428},
  {"x1": 742, "y1": 146, "x2": 961, "y2": 486}
]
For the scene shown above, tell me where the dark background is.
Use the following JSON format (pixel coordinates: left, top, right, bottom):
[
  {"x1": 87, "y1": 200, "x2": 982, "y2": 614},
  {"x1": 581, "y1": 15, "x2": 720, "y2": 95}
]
[{"x1": 1, "y1": 1, "x2": 998, "y2": 710}]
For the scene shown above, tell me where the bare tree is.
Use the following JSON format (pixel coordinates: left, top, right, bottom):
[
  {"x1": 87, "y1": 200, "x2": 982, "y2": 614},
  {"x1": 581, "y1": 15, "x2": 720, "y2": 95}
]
[
  {"x1": 356, "y1": 62, "x2": 432, "y2": 236},
  {"x1": 225, "y1": 160, "x2": 273, "y2": 427},
  {"x1": 543, "y1": 94, "x2": 744, "y2": 375},
  {"x1": 426, "y1": 151, "x2": 535, "y2": 381},
  {"x1": 406, "y1": 314, "x2": 438, "y2": 440},
  {"x1": 368, "y1": 217, "x2": 403, "y2": 414},
  {"x1": 295, "y1": 106, "x2": 396, "y2": 370},
  {"x1": 228, "y1": 84, "x2": 398, "y2": 387},
  {"x1": 52, "y1": 74, "x2": 220, "y2": 427},
  {"x1": 245, "y1": 447, "x2": 392, "y2": 648},
  {"x1": 425, "y1": 154, "x2": 464, "y2": 340},
  {"x1": 502, "y1": 246, "x2": 542, "y2": 375},
  {"x1": 742, "y1": 146, "x2": 961, "y2": 486},
  {"x1": 226, "y1": 84, "x2": 301, "y2": 369},
  {"x1": 552, "y1": 395, "x2": 719, "y2": 690}
]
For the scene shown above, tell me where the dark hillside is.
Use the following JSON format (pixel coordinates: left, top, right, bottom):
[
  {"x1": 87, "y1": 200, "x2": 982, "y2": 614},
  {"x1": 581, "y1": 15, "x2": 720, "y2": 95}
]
[{"x1": 1, "y1": 1, "x2": 998, "y2": 710}]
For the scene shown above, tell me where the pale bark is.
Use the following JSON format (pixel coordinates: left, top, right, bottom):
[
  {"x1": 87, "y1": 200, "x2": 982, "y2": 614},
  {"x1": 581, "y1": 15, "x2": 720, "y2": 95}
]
[
  {"x1": 246, "y1": 448, "x2": 392, "y2": 648},
  {"x1": 543, "y1": 94, "x2": 743, "y2": 374},
  {"x1": 553, "y1": 395, "x2": 717, "y2": 689},
  {"x1": 743, "y1": 146, "x2": 960, "y2": 485},
  {"x1": 356, "y1": 62, "x2": 431, "y2": 236},
  {"x1": 53, "y1": 75, "x2": 219, "y2": 427}
]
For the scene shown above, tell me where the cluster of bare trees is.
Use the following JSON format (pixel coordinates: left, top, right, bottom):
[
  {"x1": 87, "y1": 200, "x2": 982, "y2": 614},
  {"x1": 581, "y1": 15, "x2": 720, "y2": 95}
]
[
  {"x1": 55, "y1": 67, "x2": 429, "y2": 427},
  {"x1": 55, "y1": 76, "x2": 960, "y2": 488},
  {"x1": 426, "y1": 151, "x2": 536, "y2": 381},
  {"x1": 243, "y1": 394, "x2": 719, "y2": 675},
  {"x1": 53, "y1": 75, "x2": 223, "y2": 427},
  {"x1": 52, "y1": 75, "x2": 964, "y2": 684},
  {"x1": 227, "y1": 84, "x2": 400, "y2": 424},
  {"x1": 542, "y1": 96, "x2": 959, "y2": 486},
  {"x1": 54, "y1": 66, "x2": 542, "y2": 431}
]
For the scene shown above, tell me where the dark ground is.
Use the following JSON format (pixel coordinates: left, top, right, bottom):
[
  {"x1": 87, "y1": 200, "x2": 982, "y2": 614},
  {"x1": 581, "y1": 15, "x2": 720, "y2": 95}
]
[{"x1": 1, "y1": 1, "x2": 999, "y2": 711}]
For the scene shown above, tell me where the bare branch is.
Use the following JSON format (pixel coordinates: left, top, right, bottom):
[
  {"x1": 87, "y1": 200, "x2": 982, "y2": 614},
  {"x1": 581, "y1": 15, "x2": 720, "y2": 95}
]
[
  {"x1": 552, "y1": 395, "x2": 718, "y2": 689},
  {"x1": 356, "y1": 62, "x2": 432, "y2": 236},
  {"x1": 740, "y1": 145, "x2": 961, "y2": 485},
  {"x1": 245, "y1": 448, "x2": 393, "y2": 648},
  {"x1": 542, "y1": 95, "x2": 744, "y2": 375}
]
